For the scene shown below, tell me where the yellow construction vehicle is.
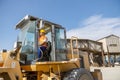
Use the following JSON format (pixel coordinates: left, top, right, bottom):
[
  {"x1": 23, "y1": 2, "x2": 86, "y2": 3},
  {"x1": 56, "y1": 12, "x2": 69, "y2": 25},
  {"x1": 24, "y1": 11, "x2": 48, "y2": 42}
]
[{"x1": 0, "y1": 15, "x2": 102, "y2": 80}]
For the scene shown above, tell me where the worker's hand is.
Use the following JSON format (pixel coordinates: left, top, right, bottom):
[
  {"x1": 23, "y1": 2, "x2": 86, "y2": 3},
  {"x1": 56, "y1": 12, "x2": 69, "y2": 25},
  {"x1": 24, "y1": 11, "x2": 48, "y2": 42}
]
[{"x1": 39, "y1": 41, "x2": 46, "y2": 46}]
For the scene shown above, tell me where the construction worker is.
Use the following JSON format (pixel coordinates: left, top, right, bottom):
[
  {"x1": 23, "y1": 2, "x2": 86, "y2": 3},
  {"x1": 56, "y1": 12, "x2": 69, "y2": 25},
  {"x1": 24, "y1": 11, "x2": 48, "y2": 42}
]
[{"x1": 38, "y1": 29, "x2": 48, "y2": 60}]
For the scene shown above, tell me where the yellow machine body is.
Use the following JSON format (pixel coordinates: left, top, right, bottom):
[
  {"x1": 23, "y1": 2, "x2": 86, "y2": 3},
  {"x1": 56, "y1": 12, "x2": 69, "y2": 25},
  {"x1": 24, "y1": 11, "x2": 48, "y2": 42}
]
[{"x1": 0, "y1": 15, "x2": 103, "y2": 80}]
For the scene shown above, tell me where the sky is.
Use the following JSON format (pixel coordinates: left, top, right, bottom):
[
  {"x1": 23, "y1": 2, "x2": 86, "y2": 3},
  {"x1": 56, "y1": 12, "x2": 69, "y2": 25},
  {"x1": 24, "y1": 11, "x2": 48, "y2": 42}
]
[{"x1": 0, "y1": 0, "x2": 120, "y2": 50}]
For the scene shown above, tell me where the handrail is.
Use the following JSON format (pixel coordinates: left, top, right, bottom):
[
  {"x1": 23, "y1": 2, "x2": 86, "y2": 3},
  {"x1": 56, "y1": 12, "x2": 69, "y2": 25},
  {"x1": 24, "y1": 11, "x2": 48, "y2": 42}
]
[{"x1": 70, "y1": 36, "x2": 79, "y2": 59}]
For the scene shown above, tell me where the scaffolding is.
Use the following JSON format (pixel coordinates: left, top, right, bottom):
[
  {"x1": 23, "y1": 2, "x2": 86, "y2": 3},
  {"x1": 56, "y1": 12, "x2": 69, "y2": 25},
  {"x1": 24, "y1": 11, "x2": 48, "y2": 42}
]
[{"x1": 67, "y1": 37, "x2": 105, "y2": 67}]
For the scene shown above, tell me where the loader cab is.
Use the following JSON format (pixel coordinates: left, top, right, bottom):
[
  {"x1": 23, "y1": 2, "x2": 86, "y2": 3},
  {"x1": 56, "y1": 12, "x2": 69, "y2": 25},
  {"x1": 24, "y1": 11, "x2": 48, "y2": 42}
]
[{"x1": 16, "y1": 15, "x2": 67, "y2": 64}]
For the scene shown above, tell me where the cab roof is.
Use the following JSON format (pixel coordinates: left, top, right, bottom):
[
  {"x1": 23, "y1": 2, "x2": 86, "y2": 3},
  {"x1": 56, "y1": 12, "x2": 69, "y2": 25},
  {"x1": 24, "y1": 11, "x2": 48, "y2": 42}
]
[{"x1": 16, "y1": 15, "x2": 63, "y2": 29}]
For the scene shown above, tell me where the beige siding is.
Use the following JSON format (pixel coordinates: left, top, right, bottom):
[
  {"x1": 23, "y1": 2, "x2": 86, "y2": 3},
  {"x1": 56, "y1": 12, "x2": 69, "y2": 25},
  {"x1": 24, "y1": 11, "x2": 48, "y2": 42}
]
[
  {"x1": 98, "y1": 35, "x2": 120, "y2": 53},
  {"x1": 106, "y1": 36, "x2": 120, "y2": 53},
  {"x1": 98, "y1": 38, "x2": 107, "y2": 52}
]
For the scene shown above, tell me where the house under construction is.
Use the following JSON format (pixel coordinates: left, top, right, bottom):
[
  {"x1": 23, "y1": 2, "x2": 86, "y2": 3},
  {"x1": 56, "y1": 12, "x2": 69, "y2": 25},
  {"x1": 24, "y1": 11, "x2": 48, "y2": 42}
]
[
  {"x1": 98, "y1": 34, "x2": 120, "y2": 66},
  {"x1": 67, "y1": 37, "x2": 105, "y2": 68}
]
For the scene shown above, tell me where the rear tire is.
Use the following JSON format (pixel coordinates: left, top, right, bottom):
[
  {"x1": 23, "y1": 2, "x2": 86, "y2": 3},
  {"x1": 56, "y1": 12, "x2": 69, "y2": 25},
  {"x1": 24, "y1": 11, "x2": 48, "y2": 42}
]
[{"x1": 63, "y1": 68, "x2": 94, "y2": 80}]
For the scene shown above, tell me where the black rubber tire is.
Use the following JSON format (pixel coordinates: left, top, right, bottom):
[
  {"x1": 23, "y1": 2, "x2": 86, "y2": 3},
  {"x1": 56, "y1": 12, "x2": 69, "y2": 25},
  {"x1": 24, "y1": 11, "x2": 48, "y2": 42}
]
[{"x1": 63, "y1": 68, "x2": 94, "y2": 80}]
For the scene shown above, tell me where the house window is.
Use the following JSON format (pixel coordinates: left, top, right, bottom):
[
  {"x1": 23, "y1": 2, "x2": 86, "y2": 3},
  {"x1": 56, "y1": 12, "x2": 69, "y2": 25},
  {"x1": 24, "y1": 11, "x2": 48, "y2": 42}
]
[{"x1": 109, "y1": 44, "x2": 117, "y2": 46}]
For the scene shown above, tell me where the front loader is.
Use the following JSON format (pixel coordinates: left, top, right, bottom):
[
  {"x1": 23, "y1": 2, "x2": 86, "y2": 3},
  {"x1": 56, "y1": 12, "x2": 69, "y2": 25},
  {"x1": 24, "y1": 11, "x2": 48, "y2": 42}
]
[{"x1": 0, "y1": 15, "x2": 101, "y2": 80}]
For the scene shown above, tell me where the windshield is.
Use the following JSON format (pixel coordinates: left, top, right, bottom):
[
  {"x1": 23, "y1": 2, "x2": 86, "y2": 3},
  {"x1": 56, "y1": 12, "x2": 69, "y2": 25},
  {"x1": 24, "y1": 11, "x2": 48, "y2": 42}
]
[
  {"x1": 18, "y1": 21, "x2": 36, "y2": 63},
  {"x1": 55, "y1": 27, "x2": 67, "y2": 61},
  {"x1": 55, "y1": 28, "x2": 66, "y2": 49}
]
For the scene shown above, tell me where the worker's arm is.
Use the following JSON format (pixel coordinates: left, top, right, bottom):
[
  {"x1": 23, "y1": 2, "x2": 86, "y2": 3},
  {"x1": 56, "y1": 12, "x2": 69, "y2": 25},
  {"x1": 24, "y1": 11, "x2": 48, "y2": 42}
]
[
  {"x1": 38, "y1": 36, "x2": 48, "y2": 46},
  {"x1": 39, "y1": 39, "x2": 47, "y2": 45}
]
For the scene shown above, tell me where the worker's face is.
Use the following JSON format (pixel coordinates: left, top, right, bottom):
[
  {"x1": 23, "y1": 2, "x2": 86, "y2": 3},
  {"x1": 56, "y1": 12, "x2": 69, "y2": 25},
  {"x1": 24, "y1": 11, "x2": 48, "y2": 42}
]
[{"x1": 40, "y1": 32, "x2": 45, "y2": 36}]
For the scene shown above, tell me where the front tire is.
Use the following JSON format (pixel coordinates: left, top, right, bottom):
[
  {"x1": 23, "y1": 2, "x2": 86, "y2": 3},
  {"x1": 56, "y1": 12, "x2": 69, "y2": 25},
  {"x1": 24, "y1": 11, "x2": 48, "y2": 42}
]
[{"x1": 63, "y1": 68, "x2": 94, "y2": 80}]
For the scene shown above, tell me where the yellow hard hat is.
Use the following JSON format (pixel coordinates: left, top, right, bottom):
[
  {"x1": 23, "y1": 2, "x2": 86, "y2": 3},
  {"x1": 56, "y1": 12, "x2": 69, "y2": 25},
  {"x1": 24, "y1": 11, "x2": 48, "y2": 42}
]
[{"x1": 40, "y1": 29, "x2": 45, "y2": 33}]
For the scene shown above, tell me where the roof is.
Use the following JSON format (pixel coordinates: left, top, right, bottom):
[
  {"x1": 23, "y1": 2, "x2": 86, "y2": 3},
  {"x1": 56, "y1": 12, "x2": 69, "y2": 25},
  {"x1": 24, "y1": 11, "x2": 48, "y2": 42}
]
[
  {"x1": 67, "y1": 38, "x2": 102, "y2": 45},
  {"x1": 97, "y1": 34, "x2": 120, "y2": 41},
  {"x1": 15, "y1": 15, "x2": 63, "y2": 29},
  {"x1": 16, "y1": 15, "x2": 39, "y2": 29}
]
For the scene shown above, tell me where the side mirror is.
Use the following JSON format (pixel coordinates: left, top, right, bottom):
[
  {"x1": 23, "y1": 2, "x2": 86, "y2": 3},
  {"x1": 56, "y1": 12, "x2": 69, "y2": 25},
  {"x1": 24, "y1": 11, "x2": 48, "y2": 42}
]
[
  {"x1": 10, "y1": 42, "x2": 22, "y2": 59},
  {"x1": 14, "y1": 42, "x2": 22, "y2": 49},
  {"x1": 17, "y1": 42, "x2": 22, "y2": 48}
]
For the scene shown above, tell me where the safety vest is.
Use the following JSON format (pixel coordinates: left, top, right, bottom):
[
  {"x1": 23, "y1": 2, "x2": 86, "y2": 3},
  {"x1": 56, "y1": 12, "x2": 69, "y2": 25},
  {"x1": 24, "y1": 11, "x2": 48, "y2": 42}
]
[{"x1": 39, "y1": 35, "x2": 48, "y2": 47}]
